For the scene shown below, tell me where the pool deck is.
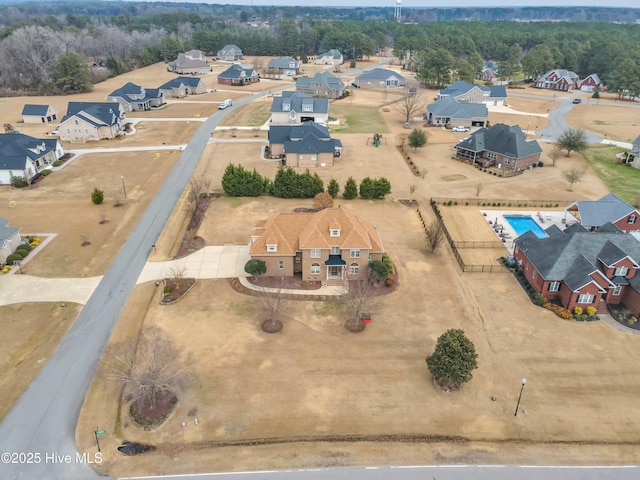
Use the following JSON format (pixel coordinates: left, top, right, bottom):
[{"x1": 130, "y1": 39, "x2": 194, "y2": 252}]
[{"x1": 481, "y1": 209, "x2": 579, "y2": 253}]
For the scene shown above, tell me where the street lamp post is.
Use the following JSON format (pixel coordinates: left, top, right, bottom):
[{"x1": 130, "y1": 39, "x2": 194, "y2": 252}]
[
  {"x1": 514, "y1": 378, "x2": 527, "y2": 416},
  {"x1": 121, "y1": 176, "x2": 127, "y2": 199}
]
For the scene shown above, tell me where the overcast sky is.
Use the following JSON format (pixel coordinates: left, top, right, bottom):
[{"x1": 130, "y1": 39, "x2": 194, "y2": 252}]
[{"x1": 160, "y1": 0, "x2": 639, "y2": 7}]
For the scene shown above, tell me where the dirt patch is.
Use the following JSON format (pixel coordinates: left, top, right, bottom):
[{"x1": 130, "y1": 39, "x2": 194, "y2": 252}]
[{"x1": 565, "y1": 103, "x2": 640, "y2": 143}]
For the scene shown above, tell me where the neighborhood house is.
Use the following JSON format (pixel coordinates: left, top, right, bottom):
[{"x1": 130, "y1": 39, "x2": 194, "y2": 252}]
[
  {"x1": 217, "y1": 44, "x2": 243, "y2": 61},
  {"x1": 168, "y1": 50, "x2": 210, "y2": 74},
  {"x1": 270, "y1": 91, "x2": 329, "y2": 125},
  {"x1": 565, "y1": 193, "x2": 640, "y2": 234},
  {"x1": 514, "y1": 222, "x2": 640, "y2": 317},
  {"x1": 353, "y1": 68, "x2": 405, "y2": 88},
  {"x1": 106, "y1": 82, "x2": 165, "y2": 112},
  {"x1": 217, "y1": 64, "x2": 260, "y2": 86},
  {"x1": 295, "y1": 71, "x2": 345, "y2": 100},
  {"x1": 454, "y1": 123, "x2": 542, "y2": 170},
  {"x1": 268, "y1": 121, "x2": 342, "y2": 167},
  {"x1": 0, "y1": 217, "x2": 21, "y2": 266},
  {"x1": 0, "y1": 133, "x2": 63, "y2": 184},
  {"x1": 267, "y1": 57, "x2": 301, "y2": 76},
  {"x1": 623, "y1": 134, "x2": 640, "y2": 169},
  {"x1": 437, "y1": 80, "x2": 507, "y2": 106},
  {"x1": 21, "y1": 104, "x2": 58, "y2": 124},
  {"x1": 426, "y1": 97, "x2": 488, "y2": 128},
  {"x1": 314, "y1": 49, "x2": 344, "y2": 66},
  {"x1": 158, "y1": 77, "x2": 207, "y2": 98},
  {"x1": 58, "y1": 102, "x2": 126, "y2": 142},
  {"x1": 249, "y1": 207, "x2": 384, "y2": 285}
]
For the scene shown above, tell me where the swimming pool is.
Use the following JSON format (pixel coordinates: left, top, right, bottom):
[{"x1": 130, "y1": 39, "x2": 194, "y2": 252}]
[{"x1": 504, "y1": 215, "x2": 548, "y2": 239}]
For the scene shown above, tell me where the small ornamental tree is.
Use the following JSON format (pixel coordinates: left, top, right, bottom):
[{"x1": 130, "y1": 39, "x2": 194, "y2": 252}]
[
  {"x1": 557, "y1": 128, "x2": 588, "y2": 157},
  {"x1": 408, "y1": 127, "x2": 427, "y2": 152},
  {"x1": 313, "y1": 192, "x2": 334, "y2": 210},
  {"x1": 244, "y1": 259, "x2": 267, "y2": 278},
  {"x1": 327, "y1": 178, "x2": 340, "y2": 198},
  {"x1": 91, "y1": 187, "x2": 104, "y2": 205},
  {"x1": 426, "y1": 329, "x2": 478, "y2": 391},
  {"x1": 343, "y1": 177, "x2": 358, "y2": 199},
  {"x1": 562, "y1": 168, "x2": 585, "y2": 191},
  {"x1": 368, "y1": 260, "x2": 389, "y2": 283}
]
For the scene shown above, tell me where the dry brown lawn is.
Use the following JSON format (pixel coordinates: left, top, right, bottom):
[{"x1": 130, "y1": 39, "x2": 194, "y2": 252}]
[
  {"x1": 565, "y1": 103, "x2": 640, "y2": 143},
  {"x1": 5, "y1": 57, "x2": 640, "y2": 475}
]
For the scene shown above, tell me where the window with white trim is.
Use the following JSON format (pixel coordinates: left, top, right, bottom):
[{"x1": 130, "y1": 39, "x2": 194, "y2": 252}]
[
  {"x1": 350, "y1": 249, "x2": 360, "y2": 258},
  {"x1": 368, "y1": 254, "x2": 372, "y2": 261},
  {"x1": 577, "y1": 294, "x2": 595, "y2": 304},
  {"x1": 310, "y1": 263, "x2": 320, "y2": 274},
  {"x1": 349, "y1": 263, "x2": 359, "y2": 275},
  {"x1": 613, "y1": 286, "x2": 622, "y2": 295},
  {"x1": 614, "y1": 266, "x2": 629, "y2": 276},
  {"x1": 330, "y1": 246, "x2": 340, "y2": 255},
  {"x1": 330, "y1": 229, "x2": 340, "y2": 237},
  {"x1": 627, "y1": 215, "x2": 636, "y2": 224},
  {"x1": 548, "y1": 281, "x2": 560, "y2": 292},
  {"x1": 266, "y1": 244, "x2": 277, "y2": 253},
  {"x1": 532, "y1": 270, "x2": 537, "y2": 279},
  {"x1": 278, "y1": 260, "x2": 284, "y2": 270},
  {"x1": 310, "y1": 249, "x2": 321, "y2": 258}
]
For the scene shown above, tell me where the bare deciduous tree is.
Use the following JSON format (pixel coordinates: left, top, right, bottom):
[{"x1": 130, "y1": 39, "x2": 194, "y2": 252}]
[
  {"x1": 256, "y1": 276, "x2": 287, "y2": 332},
  {"x1": 426, "y1": 219, "x2": 445, "y2": 253},
  {"x1": 107, "y1": 326, "x2": 190, "y2": 415},
  {"x1": 394, "y1": 87, "x2": 425, "y2": 124},
  {"x1": 341, "y1": 274, "x2": 381, "y2": 332},
  {"x1": 475, "y1": 182, "x2": 483, "y2": 197},
  {"x1": 313, "y1": 192, "x2": 334, "y2": 210},
  {"x1": 562, "y1": 168, "x2": 585, "y2": 191},
  {"x1": 409, "y1": 183, "x2": 418, "y2": 201},
  {"x1": 549, "y1": 148, "x2": 562, "y2": 166}
]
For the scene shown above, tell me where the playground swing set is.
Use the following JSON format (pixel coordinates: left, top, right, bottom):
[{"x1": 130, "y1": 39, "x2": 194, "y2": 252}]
[{"x1": 366, "y1": 133, "x2": 387, "y2": 147}]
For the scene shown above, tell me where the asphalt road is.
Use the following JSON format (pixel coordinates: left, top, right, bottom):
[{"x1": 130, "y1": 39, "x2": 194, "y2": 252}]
[
  {"x1": 0, "y1": 86, "x2": 286, "y2": 480},
  {"x1": 535, "y1": 96, "x2": 603, "y2": 143}
]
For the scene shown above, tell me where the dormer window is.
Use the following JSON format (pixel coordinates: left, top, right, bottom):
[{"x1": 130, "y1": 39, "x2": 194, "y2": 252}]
[
  {"x1": 282, "y1": 102, "x2": 291, "y2": 111},
  {"x1": 330, "y1": 229, "x2": 340, "y2": 237},
  {"x1": 614, "y1": 266, "x2": 629, "y2": 276},
  {"x1": 266, "y1": 244, "x2": 278, "y2": 253}
]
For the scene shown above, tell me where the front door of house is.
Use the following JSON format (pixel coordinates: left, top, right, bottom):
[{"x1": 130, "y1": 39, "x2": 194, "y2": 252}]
[{"x1": 328, "y1": 266, "x2": 342, "y2": 279}]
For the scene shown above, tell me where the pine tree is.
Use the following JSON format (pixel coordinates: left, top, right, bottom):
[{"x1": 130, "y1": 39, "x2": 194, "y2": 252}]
[
  {"x1": 53, "y1": 52, "x2": 92, "y2": 94},
  {"x1": 327, "y1": 178, "x2": 340, "y2": 198},
  {"x1": 343, "y1": 177, "x2": 358, "y2": 200}
]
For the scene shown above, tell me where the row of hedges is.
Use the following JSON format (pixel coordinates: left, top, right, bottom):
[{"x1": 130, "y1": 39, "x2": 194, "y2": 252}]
[{"x1": 221, "y1": 164, "x2": 391, "y2": 200}]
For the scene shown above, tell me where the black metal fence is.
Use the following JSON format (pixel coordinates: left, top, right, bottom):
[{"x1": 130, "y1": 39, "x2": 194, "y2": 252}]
[{"x1": 431, "y1": 197, "x2": 573, "y2": 208}]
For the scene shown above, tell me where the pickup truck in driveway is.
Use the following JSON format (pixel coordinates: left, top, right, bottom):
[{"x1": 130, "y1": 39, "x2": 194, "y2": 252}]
[{"x1": 451, "y1": 125, "x2": 470, "y2": 132}]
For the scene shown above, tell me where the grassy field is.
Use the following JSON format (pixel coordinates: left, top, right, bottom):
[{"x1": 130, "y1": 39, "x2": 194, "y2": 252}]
[
  {"x1": 582, "y1": 145, "x2": 640, "y2": 204},
  {"x1": 219, "y1": 100, "x2": 274, "y2": 127},
  {"x1": 329, "y1": 105, "x2": 389, "y2": 134}
]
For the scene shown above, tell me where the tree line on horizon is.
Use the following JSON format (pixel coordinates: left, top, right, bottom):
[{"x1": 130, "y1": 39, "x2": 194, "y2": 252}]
[{"x1": 0, "y1": 3, "x2": 639, "y2": 97}]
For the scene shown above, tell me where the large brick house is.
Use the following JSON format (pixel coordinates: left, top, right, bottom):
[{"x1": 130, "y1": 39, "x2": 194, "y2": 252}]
[
  {"x1": 268, "y1": 122, "x2": 342, "y2": 167},
  {"x1": 534, "y1": 69, "x2": 579, "y2": 91},
  {"x1": 513, "y1": 223, "x2": 640, "y2": 316},
  {"x1": 217, "y1": 64, "x2": 259, "y2": 86},
  {"x1": 565, "y1": 193, "x2": 640, "y2": 234},
  {"x1": 580, "y1": 73, "x2": 601, "y2": 93},
  {"x1": 249, "y1": 207, "x2": 385, "y2": 285},
  {"x1": 454, "y1": 123, "x2": 542, "y2": 170}
]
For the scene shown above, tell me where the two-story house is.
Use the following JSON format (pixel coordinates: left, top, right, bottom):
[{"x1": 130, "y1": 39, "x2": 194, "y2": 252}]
[
  {"x1": 534, "y1": 69, "x2": 579, "y2": 91},
  {"x1": 315, "y1": 49, "x2": 343, "y2": 66},
  {"x1": 0, "y1": 133, "x2": 63, "y2": 184},
  {"x1": 270, "y1": 91, "x2": 329, "y2": 125},
  {"x1": 217, "y1": 64, "x2": 259, "y2": 86},
  {"x1": 564, "y1": 193, "x2": 640, "y2": 234},
  {"x1": 249, "y1": 207, "x2": 385, "y2": 285},
  {"x1": 106, "y1": 82, "x2": 165, "y2": 112},
  {"x1": 168, "y1": 50, "x2": 210, "y2": 74},
  {"x1": 58, "y1": 102, "x2": 125, "y2": 142},
  {"x1": 267, "y1": 57, "x2": 301, "y2": 76},
  {"x1": 217, "y1": 44, "x2": 243, "y2": 61},
  {"x1": 454, "y1": 123, "x2": 542, "y2": 170},
  {"x1": 295, "y1": 72, "x2": 345, "y2": 100},
  {"x1": 437, "y1": 80, "x2": 507, "y2": 106},
  {"x1": 268, "y1": 121, "x2": 342, "y2": 167},
  {"x1": 580, "y1": 74, "x2": 601, "y2": 93},
  {"x1": 513, "y1": 222, "x2": 640, "y2": 316}
]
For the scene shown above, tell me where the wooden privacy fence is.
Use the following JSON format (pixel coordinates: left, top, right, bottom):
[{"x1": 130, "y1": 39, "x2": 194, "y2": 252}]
[{"x1": 424, "y1": 203, "x2": 509, "y2": 273}]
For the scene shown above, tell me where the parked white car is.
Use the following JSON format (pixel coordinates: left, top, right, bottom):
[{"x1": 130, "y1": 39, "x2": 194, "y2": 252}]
[{"x1": 451, "y1": 125, "x2": 470, "y2": 132}]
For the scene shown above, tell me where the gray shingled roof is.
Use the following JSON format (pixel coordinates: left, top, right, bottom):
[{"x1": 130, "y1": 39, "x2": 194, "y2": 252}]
[
  {"x1": 268, "y1": 56, "x2": 301, "y2": 70},
  {"x1": 0, "y1": 133, "x2": 55, "y2": 171},
  {"x1": 270, "y1": 91, "x2": 328, "y2": 115},
  {"x1": 218, "y1": 44, "x2": 242, "y2": 56},
  {"x1": 456, "y1": 123, "x2": 542, "y2": 158},
  {"x1": 573, "y1": 193, "x2": 638, "y2": 228},
  {"x1": 63, "y1": 102, "x2": 122, "y2": 127},
  {"x1": 268, "y1": 121, "x2": 341, "y2": 155},
  {"x1": 356, "y1": 68, "x2": 405, "y2": 82},
  {"x1": 170, "y1": 53, "x2": 208, "y2": 69},
  {"x1": 21, "y1": 104, "x2": 50, "y2": 116},
  {"x1": 107, "y1": 82, "x2": 163, "y2": 105},
  {"x1": 318, "y1": 49, "x2": 342, "y2": 60},
  {"x1": 439, "y1": 80, "x2": 506, "y2": 99},
  {"x1": 296, "y1": 72, "x2": 344, "y2": 91},
  {"x1": 158, "y1": 76, "x2": 204, "y2": 89},
  {"x1": 0, "y1": 216, "x2": 20, "y2": 243},
  {"x1": 427, "y1": 97, "x2": 488, "y2": 119},
  {"x1": 514, "y1": 223, "x2": 640, "y2": 292},
  {"x1": 632, "y1": 135, "x2": 640, "y2": 147},
  {"x1": 218, "y1": 64, "x2": 256, "y2": 80}
]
